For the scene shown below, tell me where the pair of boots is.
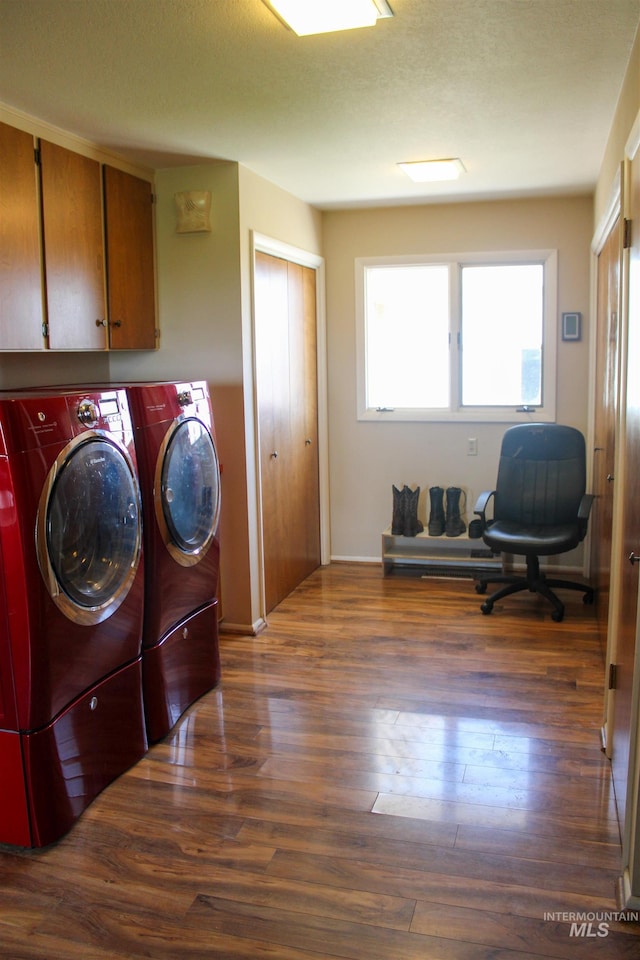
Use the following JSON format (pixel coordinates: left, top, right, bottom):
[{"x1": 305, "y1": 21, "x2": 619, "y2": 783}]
[
  {"x1": 391, "y1": 485, "x2": 424, "y2": 537},
  {"x1": 428, "y1": 486, "x2": 466, "y2": 537}
]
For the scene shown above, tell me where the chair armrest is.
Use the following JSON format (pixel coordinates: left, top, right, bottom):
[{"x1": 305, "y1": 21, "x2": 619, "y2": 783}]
[
  {"x1": 577, "y1": 493, "x2": 594, "y2": 540},
  {"x1": 578, "y1": 494, "x2": 594, "y2": 520},
  {"x1": 474, "y1": 490, "x2": 495, "y2": 522}
]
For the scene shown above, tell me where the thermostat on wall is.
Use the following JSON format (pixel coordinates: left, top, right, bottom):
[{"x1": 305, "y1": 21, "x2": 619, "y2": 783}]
[{"x1": 562, "y1": 312, "x2": 581, "y2": 341}]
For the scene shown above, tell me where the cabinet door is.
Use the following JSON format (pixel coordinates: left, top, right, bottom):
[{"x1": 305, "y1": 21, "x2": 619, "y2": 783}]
[
  {"x1": 103, "y1": 165, "x2": 156, "y2": 350},
  {"x1": 39, "y1": 140, "x2": 107, "y2": 350},
  {"x1": 0, "y1": 122, "x2": 45, "y2": 349}
]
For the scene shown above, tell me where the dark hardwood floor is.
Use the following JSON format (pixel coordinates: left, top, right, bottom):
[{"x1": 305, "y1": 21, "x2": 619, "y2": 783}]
[{"x1": 2, "y1": 563, "x2": 640, "y2": 959}]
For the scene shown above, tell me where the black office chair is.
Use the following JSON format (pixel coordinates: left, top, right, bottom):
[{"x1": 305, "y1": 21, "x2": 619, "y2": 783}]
[{"x1": 474, "y1": 423, "x2": 594, "y2": 622}]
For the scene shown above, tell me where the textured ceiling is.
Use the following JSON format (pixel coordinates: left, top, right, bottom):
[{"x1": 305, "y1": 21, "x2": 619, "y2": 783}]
[{"x1": 1, "y1": 0, "x2": 639, "y2": 209}]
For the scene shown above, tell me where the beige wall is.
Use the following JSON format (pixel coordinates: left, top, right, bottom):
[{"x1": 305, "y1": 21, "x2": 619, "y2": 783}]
[
  {"x1": 323, "y1": 195, "x2": 594, "y2": 561},
  {"x1": 111, "y1": 162, "x2": 243, "y2": 385},
  {"x1": 139, "y1": 162, "x2": 322, "y2": 632},
  {"x1": 114, "y1": 161, "x2": 253, "y2": 631},
  {"x1": 595, "y1": 25, "x2": 640, "y2": 227}
]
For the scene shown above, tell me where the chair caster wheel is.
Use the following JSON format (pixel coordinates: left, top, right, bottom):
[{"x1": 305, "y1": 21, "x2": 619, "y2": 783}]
[
  {"x1": 551, "y1": 609, "x2": 564, "y2": 622},
  {"x1": 475, "y1": 582, "x2": 487, "y2": 595},
  {"x1": 480, "y1": 601, "x2": 493, "y2": 615}
]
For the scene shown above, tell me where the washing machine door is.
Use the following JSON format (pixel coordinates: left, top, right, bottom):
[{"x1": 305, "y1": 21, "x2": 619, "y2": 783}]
[
  {"x1": 155, "y1": 417, "x2": 220, "y2": 567},
  {"x1": 37, "y1": 434, "x2": 142, "y2": 625}
]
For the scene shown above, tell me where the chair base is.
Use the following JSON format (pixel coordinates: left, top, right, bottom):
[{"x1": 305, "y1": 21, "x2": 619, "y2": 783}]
[{"x1": 475, "y1": 555, "x2": 594, "y2": 622}]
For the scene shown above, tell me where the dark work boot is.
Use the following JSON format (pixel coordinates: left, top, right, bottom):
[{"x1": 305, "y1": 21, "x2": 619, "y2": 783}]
[
  {"x1": 428, "y1": 486, "x2": 445, "y2": 536},
  {"x1": 403, "y1": 485, "x2": 423, "y2": 537},
  {"x1": 445, "y1": 486, "x2": 466, "y2": 537},
  {"x1": 391, "y1": 484, "x2": 406, "y2": 535}
]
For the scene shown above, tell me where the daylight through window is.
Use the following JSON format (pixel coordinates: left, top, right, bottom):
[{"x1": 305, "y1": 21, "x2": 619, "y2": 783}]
[{"x1": 357, "y1": 250, "x2": 557, "y2": 422}]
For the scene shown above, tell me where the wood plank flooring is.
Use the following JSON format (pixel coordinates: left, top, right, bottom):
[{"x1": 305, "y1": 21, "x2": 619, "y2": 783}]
[{"x1": 2, "y1": 562, "x2": 640, "y2": 959}]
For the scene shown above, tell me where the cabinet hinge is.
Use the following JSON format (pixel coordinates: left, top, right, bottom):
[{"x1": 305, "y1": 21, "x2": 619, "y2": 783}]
[
  {"x1": 623, "y1": 218, "x2": 632, "y2": 250},
  {"x1": 34, "y1": 146, "x2": 41, "y2": 166},
  {"x1": 608, "y1": 662, "x2": 618, "y2": 690},
  {"x1": 42, "y1": 321, "x2": 49, "y2": 338}
]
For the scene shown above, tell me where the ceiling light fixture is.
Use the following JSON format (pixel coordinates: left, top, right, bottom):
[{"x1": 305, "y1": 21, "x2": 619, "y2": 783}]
[
  {"x1": 398, "y1": 158, "x2": 466, "y2": 183},
  {"x1": 265, "y1": 0, "x2": 393, "y2": 36}
]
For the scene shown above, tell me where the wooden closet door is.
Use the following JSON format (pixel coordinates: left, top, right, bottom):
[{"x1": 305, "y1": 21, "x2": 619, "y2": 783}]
[
  {"x1": 255, "y1": 252, "x2": 320, "y2": 614},
  {"x1": 611, "y1": 139, "x2": 640, "y2": 838},
  {"x1": 255, "y1": 252, "x2": 292, "y2": 611},
  {"x1": 40, "y1": 140, "x2": 107, "y2": 350},
  {"x1": 590, "y1": 217, "x2": 620, "y2": 650},
  {"x1": 288, "y1": 261, "x2": 320, "y2": 588}
]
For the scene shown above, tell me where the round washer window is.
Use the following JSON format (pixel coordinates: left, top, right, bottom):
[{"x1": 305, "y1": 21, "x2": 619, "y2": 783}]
[
  {"x1": 160, "y1": 418, "x2": 220, "y2": 556},
  {"x1": 45, "y1": 438, "x2": 141, "y2": 610}
]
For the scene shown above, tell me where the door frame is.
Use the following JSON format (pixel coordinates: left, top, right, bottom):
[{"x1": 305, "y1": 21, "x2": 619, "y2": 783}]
[
  {"x1": 251, "y1": 231, "x2": 330, "y2": 622},
  {"x1": 590, "y1": 163, "x2": 622, "y2": 755},
  {"x1": 617, "y1": 108, "x2": 640, "y2": 910}
]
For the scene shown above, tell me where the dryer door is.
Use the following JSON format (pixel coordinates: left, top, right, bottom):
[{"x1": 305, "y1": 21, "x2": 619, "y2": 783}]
[
  {"x1": 155, "y1": 417, "x2": 220, "y2": 567},
  {"x1": 37, "y1": 435, "x2": 142, "y2": 625}
]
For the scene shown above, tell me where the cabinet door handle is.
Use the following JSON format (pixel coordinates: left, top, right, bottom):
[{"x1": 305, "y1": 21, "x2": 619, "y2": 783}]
[
  {"x1": 95, "y1": 318, "x2": 107, "y2": 327},
  {"x1": 629, "y1": 552, "x2": 640, "y2": 566},
  {"x1": 607, "y1": 474, "x2": 614, "y2": 482},
  {"x1": 270, "y1": 451, "x2": 278, "y2": 459},
  {"x1": 110, "y1": 319, "x2": 122, "y2": 328},
  {"x1": 305, "y1": 438, "x2": 312, "y2": 446}
]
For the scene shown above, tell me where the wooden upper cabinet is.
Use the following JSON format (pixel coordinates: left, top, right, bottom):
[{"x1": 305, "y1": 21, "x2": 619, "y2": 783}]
[
  {"x1": 103, "y1": 165, "x2": 156, "y2": 350},
  {"x1": 0, "y1": 122, "x2": 45, "y2": 349},
  {"x1": 39, "y1": 139, "x2": 108, "y2": 350},
  {"x1": 0, "y1": 120, "x2": 157, "y2": 352}
]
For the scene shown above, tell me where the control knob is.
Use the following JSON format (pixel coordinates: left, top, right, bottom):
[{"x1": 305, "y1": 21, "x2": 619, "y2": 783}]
[{"x1": 77, "y1": 400, "x2": 99, "y2": 427}]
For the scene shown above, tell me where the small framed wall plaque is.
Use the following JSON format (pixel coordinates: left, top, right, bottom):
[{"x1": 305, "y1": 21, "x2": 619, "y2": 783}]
[{"x1": 562, "y1": 312, "x2": 582, "y2": 341}]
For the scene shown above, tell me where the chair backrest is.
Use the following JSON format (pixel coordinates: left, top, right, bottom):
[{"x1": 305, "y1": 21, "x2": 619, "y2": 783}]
[{"x1": 494, "y1": 423, "x2": 586, "y2": 526}]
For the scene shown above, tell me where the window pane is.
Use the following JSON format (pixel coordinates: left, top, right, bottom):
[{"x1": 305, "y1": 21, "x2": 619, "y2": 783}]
[
  {"x1": 365, "y1": 265, "x2": 449, "y2": 408},
  {"x1": 461, "y1": 264, "x2": 543, "y2": 406}
]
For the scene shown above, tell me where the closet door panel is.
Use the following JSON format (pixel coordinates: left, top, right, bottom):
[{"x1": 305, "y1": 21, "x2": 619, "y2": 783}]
[
  {"x1": 591, "y1": 218, "x2": 620, "y2": 646},
  {"x1": 255, "y1": 252, "x2": 321, "y2": 614}
]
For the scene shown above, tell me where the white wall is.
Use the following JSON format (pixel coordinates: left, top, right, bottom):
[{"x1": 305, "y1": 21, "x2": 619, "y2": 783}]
[{"x1": 323, "y1": 195, "x2": 594, "y2": 562}]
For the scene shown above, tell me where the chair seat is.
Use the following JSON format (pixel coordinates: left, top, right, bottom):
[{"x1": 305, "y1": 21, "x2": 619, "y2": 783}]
[{"x1": 482, "y1": 520, "x2": 582, "y2": 557}]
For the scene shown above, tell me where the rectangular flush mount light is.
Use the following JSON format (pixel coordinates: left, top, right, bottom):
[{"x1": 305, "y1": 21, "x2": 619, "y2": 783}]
[
  {"x1": 266, "y1": 0, "x2": 393, "y2": 36},
  {"x1": 398, "y1": 158, "x2": 466, "y2": 182}
]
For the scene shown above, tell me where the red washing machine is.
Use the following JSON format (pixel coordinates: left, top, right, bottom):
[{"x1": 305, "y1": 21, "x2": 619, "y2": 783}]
[
  {"x1": 125, "y1": 381, "x2": 221, "y2": 743},
  {"x1": 0, "y1": 388, "x2": 147, "y2": 847}
]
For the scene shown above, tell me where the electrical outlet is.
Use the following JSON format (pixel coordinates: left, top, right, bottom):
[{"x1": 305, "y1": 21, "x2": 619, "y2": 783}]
[{"x1": 467, "y1": 437, "x2": 478, "y2": 456}]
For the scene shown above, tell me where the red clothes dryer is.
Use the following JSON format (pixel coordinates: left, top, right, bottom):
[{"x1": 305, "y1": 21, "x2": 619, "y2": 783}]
[
  {"x1": 125, "y1": 381, "x2": 221, "y2": 743},
  {"x1": 0, "y1": 388, "x2": 147, "y2": 847}
]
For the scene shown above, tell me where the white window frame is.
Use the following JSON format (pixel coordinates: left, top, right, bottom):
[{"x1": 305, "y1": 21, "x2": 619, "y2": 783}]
[{"x1": 355, "y1": 249, "x2": 558, "y2": 423}]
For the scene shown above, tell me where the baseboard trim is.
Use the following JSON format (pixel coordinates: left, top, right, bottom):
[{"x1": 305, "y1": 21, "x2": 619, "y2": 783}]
[
  {"x1": 330, "y1": 555, "x2": 380, "y2": 564},
  {"x1": 219, "y1": 618, "x2": 267, "y2": 637}
]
